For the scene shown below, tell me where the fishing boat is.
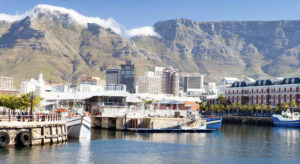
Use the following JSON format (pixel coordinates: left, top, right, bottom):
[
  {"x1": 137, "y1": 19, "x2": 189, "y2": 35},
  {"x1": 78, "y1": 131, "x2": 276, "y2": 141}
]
[
  {"x1": 204, "y1": 117, "x2": 223, "y2": 129},
  {"x1": 272, "y1": 109, "x2": 300, "y2": 127},
  {"x1": 55, "y1": 100, "x2": 91, "y2": 139},
  {"x1": 65, "y1": 114, "x2": 91, "y2": 139},
  {"x1": 187, "y1": 110, "x2": 222, "y2": 130}
]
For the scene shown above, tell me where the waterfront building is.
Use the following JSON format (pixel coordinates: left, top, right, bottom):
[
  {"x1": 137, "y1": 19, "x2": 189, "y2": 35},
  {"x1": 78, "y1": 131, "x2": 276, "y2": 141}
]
[
  {"x1": 137, "y1": 71, "x2": 162, "y2": 94},
  {"x1": 0, "y1": 76, "x2": 17, "y2": 94},
  {"x1": 162, "y1": 66, "x2": 179, "y2": 96},
  {"x1": 105, "y1": 84, "x2": 126, "y2": 91},
  {"x1": 225, "y1": 77, "x2": 300, "y2": 107},
  {"x1": 217, "y1": 77, "x2": 239, "y2": 95},
  {"x1": 184, "y1": 75, "x2": 204, "y2": 92},
  {"x1": 20, "y1": 73, "x2": 45, "y2": 95},
  {"x1": 106, "y1": 69, "x2": 120, "y2": 85},
  {"x1": 120, "y1": 60, "x2": 136, "y2": 93}
]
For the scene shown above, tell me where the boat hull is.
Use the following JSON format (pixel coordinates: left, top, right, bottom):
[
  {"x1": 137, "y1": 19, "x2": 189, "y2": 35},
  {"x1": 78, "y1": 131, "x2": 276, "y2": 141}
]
[
  {"x1": 273, "y1": 115, "x2": 300, "y2": 127},
  {"x1": 66, "y1": 116, "x2": 91, "y2": 139},
  {"x1": 205, "y1": 117, "x2": 222, "y2": 129}
]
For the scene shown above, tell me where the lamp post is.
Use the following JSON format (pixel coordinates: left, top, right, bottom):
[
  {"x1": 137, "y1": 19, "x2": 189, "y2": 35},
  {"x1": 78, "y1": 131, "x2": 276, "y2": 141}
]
[{"x1": 30, "y1": 92, "x2": 35, "y2": 121}]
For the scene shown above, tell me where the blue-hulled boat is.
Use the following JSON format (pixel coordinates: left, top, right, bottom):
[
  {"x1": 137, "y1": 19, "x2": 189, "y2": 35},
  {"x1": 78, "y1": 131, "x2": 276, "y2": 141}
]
[
  {"x1": 205, "y1": 117, "x2": 223, "y2": 129},
  {"x1": 273, "y1": 112, "x2": 300, "y2": 127}
]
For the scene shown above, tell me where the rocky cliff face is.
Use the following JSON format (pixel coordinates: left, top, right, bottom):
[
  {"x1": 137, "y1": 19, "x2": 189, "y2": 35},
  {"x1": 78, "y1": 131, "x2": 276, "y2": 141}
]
[
  {"x1": 0, "y1": 7, "x2": 149, "y2": 84},
  {"x1": 134, "y1": 18, "x2": 300, "y2": 81}
]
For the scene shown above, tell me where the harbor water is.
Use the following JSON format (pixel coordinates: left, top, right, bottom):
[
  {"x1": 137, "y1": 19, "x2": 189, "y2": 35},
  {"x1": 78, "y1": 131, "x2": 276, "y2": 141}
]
[{"x1": 1, "y1": 124, "x2": 300, "y2": 164}]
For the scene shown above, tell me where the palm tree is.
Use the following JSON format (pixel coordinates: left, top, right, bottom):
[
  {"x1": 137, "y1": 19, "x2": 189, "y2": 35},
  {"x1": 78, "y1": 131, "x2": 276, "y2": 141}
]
[
  {"x1": 210, "y1": 104, "x2": 215, "y2": 115},
  {"x1": 280, "y1": 102, "x2": 289, "y2": 111},
  {"x1": 199, "y1": 102, "x2": 206, "y2": 113},
  {"x1": 237, "y1": 103, "x2": 242, "y2": 115},
  {"x1": 241, "y1": 105, "x2": 247, "y2": 115},
  {"x1": 254, "y1": 104, "x2": 261, "y2": 115},
  {"x1": 231, "y1": 103, "x2": 237, "y2": 115},
  {"x1": 275, "y1": 106, "x2": 280, "y2": 114},
  {"x1": 290, "y1": 100, "x2": 296, "y2": 109},
  {"x1": 261, "y1": 104, "x2": 267, "y2": 116},
  {"x1": 225, "y1": 105, "x2": 231, "y2": 115},
  {"x1": 248, "y1": 104, "x2": 254, "y2": 116},
  {"x1": 215, "y1": 104, "x2": 220, "y2": 115},
  {"x1": 220, "y1": 104, "x2": 225, "y2": 115},
  {"x1": 217, "y1": 94, "x2": 226, "y2": 105},
  {"x1": 267, "y1": 105, "x2": 272, "y2": 117}
]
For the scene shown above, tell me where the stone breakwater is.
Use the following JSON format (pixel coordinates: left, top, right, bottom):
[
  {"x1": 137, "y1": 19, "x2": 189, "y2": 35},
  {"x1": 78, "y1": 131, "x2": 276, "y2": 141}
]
[{"x1": 0, "y1": 121, "x2": 67, "y2": 147}]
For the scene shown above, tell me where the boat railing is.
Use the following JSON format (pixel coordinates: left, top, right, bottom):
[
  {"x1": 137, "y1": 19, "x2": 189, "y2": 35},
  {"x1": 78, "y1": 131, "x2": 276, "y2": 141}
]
[{"x1": 0, "y1": 114, "x2": 62, "y2": 122}]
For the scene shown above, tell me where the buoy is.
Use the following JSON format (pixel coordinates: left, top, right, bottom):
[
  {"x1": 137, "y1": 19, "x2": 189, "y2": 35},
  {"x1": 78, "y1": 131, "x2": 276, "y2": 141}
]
[
  {"x1": 17, "y1": 131, "x2": 31, "y2": 146},
  {"x1": 0, "y1": 132, "x2": 10, "y2": 147}
]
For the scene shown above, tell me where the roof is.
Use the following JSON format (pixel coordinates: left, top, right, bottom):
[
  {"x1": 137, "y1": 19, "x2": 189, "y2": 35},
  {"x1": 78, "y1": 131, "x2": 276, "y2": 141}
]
[
  {"x1": 230, "y1": 77, "x2": 300, "y2": 88},
  {"x1": 154, "y1": 99, "x2": 185, "y2": 105},
  {"x1": 126, "y1": 94, "x2": 144, "y2": 103},
  {"x1": 47, "y1": 91, "x2": 131, "y2": 101}
]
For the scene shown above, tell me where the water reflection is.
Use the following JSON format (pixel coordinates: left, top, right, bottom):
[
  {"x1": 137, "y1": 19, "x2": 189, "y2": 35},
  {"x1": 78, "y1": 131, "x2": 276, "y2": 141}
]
[{"x1": 0, "y1": 125, "x2": 300, "y2": 164}]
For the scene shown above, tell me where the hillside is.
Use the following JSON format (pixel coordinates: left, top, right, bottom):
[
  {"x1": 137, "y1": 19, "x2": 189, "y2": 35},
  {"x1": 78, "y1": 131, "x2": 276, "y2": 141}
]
[{"x1": 133, "y1": 19, "x2": 300, "y2": 81}]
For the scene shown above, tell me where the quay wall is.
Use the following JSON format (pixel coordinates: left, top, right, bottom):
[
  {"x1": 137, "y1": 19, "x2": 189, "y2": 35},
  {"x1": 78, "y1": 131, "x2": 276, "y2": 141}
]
[
  {"x1": 92, "y1": 116, "x2": 192, "y2": 130},
  {"x1": 222, "y1": 116, "x2": 273, "y2": 126},
  {"x1": 0, "y1": 121, "x2": 67, "y2": 147}
]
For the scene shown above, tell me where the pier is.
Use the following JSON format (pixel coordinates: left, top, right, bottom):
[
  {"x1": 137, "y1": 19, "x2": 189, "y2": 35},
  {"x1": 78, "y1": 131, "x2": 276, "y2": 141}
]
[
  {"x1": 0, "y1": 114, "x2": 67, "y2": 147},
  {"x1": 92, "y1": 115, "x2": 205, "y2": 130}
]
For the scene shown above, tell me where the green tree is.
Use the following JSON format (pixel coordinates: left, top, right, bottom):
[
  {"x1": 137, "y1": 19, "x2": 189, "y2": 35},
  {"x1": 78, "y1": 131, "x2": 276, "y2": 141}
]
[
  {"x1": 254, "y1": 104, "x2": 261, "y2": 113},
  {"x1": 267, "y1": 105, "x2": 273, "y2": 116},
  {"x1": 280, "y1": 102, "x2": 289, "y2": 111},
  {"x1": 217, "y1": 94, "x2": 226, "y2": 105},
  {"x1": 275, "y1": 106, "x2": 279, "y2": 114},
  {"x1": 290, "y1": 100, "x2": 296, "y2": 109},
  {"x1": 231, "y1": 103, "x2": 237, "y2": 114},
  {"x1": 220, "y1": 104, "x2": 225, "y2": 115},
  {"x1": 215, "y1": 104, "x2": 220, "y2": 114},
  {"x1": 237, "y1": 103, "x2": 242, "y2": 115},
  {"x1": 225, "y1": 105, "x2": 231, "y2": 115},
  {"x1": 248, "y1": 104, "x2": 254, "y2": 116},
  {"x1": 209, "y1": 104, "x2": 215, "y2": 114}
]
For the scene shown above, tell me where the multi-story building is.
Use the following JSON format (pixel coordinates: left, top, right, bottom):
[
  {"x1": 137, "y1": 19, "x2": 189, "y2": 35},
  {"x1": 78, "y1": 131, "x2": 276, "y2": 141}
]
[
  {"x1": 106, "y1": 69, "x2": 120, "y2": 85},
  {"x1": 81, "y1": 77, "x2": 105, "y2": 86},
  {"x1": 217, "y1": 77, "x2": 240, "y2": 95},
  {"x1": 120, "y1": 60, "x2": 136, "y2": 93},
  {"x1": 148, "y1": 66, "x2": 165, "y2": 77},
  {"x1": 137, "y1": 71, "x2": 162, "y2": 94},
  {"x1": 183, "y1": 75, "x2": 204, "y2": 92},
  {"x1": 225, "y1": 77, "x2": 300, "y2": 107},
  {"x1": 0, "y1": 76, "x2": 17, "y2": 94},
  {"x1": 162, "y1": 66, "x2": 179, "y2": 96}
]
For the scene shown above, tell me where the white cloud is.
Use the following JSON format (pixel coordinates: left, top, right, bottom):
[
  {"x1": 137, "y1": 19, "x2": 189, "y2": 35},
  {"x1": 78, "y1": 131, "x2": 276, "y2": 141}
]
[
  {"x1": 0, "y1": 4, "x2": 157, "y2": 37},
  {"x1": 126, "y1": 26, "x2": 159, "y2": 37}
]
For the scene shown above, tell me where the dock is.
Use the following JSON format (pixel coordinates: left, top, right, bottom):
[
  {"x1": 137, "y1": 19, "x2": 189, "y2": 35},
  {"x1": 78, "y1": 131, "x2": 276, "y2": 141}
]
[
  {"x1": 0, "y1": 114, "x2": 67, "y2": 147},
  {"x1": 222, "y1": 116, "x2": 273, "y2": 126}
]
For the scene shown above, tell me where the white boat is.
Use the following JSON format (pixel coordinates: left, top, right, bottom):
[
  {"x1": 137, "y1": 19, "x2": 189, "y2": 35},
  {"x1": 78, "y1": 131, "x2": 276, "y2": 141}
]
[{"x1": 66, "y1": 115, "x2": 91, "y2": 139}]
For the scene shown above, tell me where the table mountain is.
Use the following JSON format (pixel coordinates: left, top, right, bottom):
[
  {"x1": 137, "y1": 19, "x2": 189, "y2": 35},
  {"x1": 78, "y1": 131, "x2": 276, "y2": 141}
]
[{"x1": 133, "y1": 18, "x2": 300, "y2": 82}]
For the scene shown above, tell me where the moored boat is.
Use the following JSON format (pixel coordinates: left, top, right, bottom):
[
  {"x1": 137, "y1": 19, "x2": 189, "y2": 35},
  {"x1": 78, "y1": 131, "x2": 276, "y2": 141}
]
[
  {"x1": 205, "y1": 117, "x2": 222, "y2": 129},
  {"x1": 66, "y1": 115, "x2": 91, "y2": 139},
  {"x1": 272, "y1": 110, "x2": 300, "y2": 127}
]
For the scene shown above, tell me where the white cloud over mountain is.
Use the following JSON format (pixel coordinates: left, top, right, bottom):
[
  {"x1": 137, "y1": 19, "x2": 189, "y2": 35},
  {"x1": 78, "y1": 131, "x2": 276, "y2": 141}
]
[
  {"x1": 125, "y1": 26, "x2": 159, "y2": 37},
  {"x1": 0, "y1": 4, "x2": 158, "y2": 37}
]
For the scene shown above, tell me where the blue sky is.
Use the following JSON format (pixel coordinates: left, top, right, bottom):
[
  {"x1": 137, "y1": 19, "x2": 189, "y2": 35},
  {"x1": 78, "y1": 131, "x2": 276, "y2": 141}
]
[{"x1": 0, "y1": 0, "x2": 299, "y2": 29}]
